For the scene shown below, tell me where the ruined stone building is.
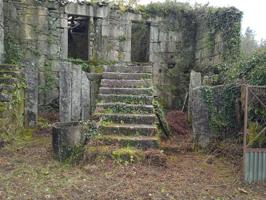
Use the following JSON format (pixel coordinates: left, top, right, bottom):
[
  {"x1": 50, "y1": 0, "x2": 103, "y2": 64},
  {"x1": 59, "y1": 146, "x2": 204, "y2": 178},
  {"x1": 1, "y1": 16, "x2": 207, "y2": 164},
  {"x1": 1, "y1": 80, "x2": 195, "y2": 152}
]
[{"x1": 0, "y1": 0, "x2": 242, "y2": 136}]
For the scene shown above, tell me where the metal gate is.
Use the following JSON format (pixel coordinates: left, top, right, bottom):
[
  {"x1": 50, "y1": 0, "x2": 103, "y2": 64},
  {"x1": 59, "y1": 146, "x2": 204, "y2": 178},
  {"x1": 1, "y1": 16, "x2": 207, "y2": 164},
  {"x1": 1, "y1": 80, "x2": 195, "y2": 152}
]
[{"x1": 243, "y1": 85, "x2": 266, "y2": 183}]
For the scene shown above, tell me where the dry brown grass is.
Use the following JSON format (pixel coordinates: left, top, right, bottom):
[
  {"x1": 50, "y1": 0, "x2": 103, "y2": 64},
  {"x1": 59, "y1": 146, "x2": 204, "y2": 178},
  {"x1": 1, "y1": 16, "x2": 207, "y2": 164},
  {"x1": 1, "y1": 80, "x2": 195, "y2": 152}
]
[{"x1": 0, "y1": 134, "x2": 265, "y2": 200}]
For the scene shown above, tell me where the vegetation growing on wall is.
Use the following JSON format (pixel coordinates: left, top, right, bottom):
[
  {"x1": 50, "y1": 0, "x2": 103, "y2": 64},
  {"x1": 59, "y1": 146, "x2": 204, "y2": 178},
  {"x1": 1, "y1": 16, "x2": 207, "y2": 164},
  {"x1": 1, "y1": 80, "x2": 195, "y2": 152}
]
[
  {"x1": 4, "y1": 33, "x2": 23, "y2": 65},
  {"x1": 201, "y1": 85, "x2": 241, "y2": 137},
  {"x1": 206, "y1": 7, "x2": 242, "y2": 62},
  {"x1": 0, "y1": 66, "x2": 26, "y2": 144},
  {"x1": 206, "y1": 49, "x2": 266, "y2": 86}
]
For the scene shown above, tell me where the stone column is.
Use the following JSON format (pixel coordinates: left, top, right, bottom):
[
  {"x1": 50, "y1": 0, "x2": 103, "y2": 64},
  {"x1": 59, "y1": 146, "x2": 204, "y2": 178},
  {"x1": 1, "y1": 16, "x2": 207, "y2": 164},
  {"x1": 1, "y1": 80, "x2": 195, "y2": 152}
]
[
  {"x1": 191, "y1": 86, "x2": 211, "y2": 147},
  {"x1": 71, "y1": 64, "x2": 81, "y2": 121},
  {"x1": 81, "y1": 72, "x2": 91, "y2": 120},
  {"x1": 59, "y1": 62, "x2": 72, "y2": 122},
  {"x1": 0, "y1": 0, "x2": 4, "y2": 63},
  {"x1": 25, "y1": 65, "x2": 39, "y2": 127},
  {"x1": 60, "y1": 13, "x2": 68, "y2": 60},
  {"x1": 188, "y1": 70, "x2": 202, "y2": 120},
  {"x1": 59, "y1": 63, "x2": 83, "y2": 122}
]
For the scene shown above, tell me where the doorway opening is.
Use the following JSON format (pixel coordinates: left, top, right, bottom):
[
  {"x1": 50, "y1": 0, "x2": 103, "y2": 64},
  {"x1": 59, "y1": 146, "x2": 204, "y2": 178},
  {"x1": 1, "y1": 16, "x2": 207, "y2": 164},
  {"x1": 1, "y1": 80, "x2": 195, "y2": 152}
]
[
  {"x1": 68, "y1": 15, "x2": 89, "y2": 60},
  {"x1": 131, "y1": 21, "x2": 151, "y2": 62}
]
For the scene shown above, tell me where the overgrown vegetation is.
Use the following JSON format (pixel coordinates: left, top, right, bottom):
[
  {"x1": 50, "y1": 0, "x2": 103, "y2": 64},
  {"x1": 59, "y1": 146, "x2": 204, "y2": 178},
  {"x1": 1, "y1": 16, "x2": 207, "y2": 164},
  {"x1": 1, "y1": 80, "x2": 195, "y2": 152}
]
[
  {"x1": 201, "y1": 85, "x2": 241, "y2": 137},
  {"x1": 206, "y1": 7, "x2": 242, "y2": 62},
  {"x1": 0, "y1": 66, "x2": 26, "y2": 145},
  {"x1": 206, "y1": 49, "x2": 266, "y2": 86}
]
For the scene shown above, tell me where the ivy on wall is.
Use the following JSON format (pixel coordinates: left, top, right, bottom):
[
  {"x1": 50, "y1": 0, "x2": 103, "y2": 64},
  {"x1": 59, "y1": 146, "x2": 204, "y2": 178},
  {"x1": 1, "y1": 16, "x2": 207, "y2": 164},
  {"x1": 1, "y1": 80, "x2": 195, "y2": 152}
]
[
  {"x1": 205, "y1": 49, "x2": 266, "y2": 86},
  {"x1": 206, "y1": 7, "x2": 242, "y2": 62},
  {"x1": 201, "y1": 85, "x2": 241, "y2": 137}
]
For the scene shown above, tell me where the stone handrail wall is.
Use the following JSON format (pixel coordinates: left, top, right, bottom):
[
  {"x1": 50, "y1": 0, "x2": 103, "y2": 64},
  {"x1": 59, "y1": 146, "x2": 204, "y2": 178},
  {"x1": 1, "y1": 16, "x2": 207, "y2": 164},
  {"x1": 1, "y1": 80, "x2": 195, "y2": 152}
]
[{"x1": 59, "y1": 62, "x2": 101, "y2": 122}]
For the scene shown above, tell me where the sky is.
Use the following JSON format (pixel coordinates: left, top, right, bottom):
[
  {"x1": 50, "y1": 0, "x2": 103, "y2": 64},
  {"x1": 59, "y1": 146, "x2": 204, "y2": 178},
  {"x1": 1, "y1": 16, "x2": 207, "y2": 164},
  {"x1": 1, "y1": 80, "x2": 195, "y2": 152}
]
[{"x1": 139, "y1": 0, "x2": 266, "y2": 42}]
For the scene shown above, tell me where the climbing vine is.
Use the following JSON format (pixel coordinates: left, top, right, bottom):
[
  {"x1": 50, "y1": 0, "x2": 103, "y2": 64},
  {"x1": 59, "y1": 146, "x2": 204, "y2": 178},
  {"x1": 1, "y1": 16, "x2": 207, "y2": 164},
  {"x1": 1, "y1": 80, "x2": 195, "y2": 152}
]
[
  {"x1": 207, "y1": 7, "x2": 242, "y2": 62},
  {"x1": 201, "y1": 85, "x2": 241, "y2": 137}
]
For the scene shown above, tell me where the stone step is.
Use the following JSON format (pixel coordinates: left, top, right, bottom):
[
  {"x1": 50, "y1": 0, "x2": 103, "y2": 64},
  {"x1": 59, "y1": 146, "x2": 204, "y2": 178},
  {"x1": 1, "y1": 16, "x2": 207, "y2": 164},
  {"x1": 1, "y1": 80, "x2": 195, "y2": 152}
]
[
  {"x1": 103, "y1": 72, "x2": 151, "y2": 80},
  {"x1": 96, "y1": 103, "x2": 154, "y2": 114},
  {"x1": 85, "y1": 145, "x2": 166, "y2": 165},
  {"x1": 99, "y1": 87, "x2": 153, "y2": 95},
  {"x1": 101, "y1": 79, "x2": 152, "y2": 88},
  {"x1": 0, "y1": 78, "x2": 17, "y2": 85},
  {"x1": 95, "y1": 135, "x2": 159, "y2": 149},
  {"x1": 0, "y1": 85, "x2": 16, "y2": 92},
  {"x1": 0, "y1": 71, "x2": 21, "y2": 77},
  {"x1": 99, "y1": 123, "x2": 157, "y2": 136},
  {"x1": 105, "y1": 65, "x2": 152, "y2": 73},
  {"x1": 98, "y1": 94, "x2": 153, "y2": 105},
  {"x1": 0, "y1": 64, "x2": 19, "y2": 72},
  {"x1": 0, "y1": 93, "x2": 11, "y2": 102},
  {"x1": 96, "y1": 113, "x2": 156, "y2": 124}
]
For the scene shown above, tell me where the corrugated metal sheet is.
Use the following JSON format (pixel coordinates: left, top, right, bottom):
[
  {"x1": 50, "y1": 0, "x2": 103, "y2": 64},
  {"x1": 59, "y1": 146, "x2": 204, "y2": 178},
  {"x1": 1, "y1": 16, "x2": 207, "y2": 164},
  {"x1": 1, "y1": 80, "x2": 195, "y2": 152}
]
[{"x1": 244, "y1": 151, "x2": 266, "y2": 183}]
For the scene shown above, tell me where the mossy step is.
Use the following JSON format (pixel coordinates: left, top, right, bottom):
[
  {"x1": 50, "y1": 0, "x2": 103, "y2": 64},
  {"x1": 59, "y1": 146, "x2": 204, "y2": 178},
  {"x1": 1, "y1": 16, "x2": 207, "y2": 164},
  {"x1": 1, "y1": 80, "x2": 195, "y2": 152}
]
[
  {"x1": 105, "y1": 65, "x2": 152, "y2": 73},
  {"x1": 103, "y1": 72, "x2": 152, "y2": 80},
  {"x1": 0, "y1": 118, "x2": 8, "y2": 126},
  {"x1": 0, "y1": 85, "x2": 16, "y2": 92},
  {"x1": 0, "y1": 78, "x2": 18, "y2": 85},
  {"x1": 0, "y1": 64, "x2": 19, "y2": 71},
  {"x1": 99, "y1": 87, "x2": 153, "y2": 95},
  {"x1": 0, "y1": 93, "x2": 11, "y2": 102},
  {"x1": 0, "y1": 71, "x2": 21, "y2": 77},
  {"x1": 101, "y1": 79, "x2": 152, "y2": 88},
  {"x1": 95, "y1": 135, "x2": 159, "y2": 149},
  {"x1": 99, "y1": 123, "x2": 157, "y2": 136},
  {"x1": 96, "y1": 103, "x2": 154, "y2": 114},
  {"x1": 98, "y1": 94, "x2": 153, "y2": 105},
  {"x1": 96, "y1": 113, "x2": 156, "y2": 124},
  {"x1": 85, "y1": 145, "x2": 166, "y2": 165},
  {"x1": 86, "y1": 146, "x2": 145, "y2": 163}
]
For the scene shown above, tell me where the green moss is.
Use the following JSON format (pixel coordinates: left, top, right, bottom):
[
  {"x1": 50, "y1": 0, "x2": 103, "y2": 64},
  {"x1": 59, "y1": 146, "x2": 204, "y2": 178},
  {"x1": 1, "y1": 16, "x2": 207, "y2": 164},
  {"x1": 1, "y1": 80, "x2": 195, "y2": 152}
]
[
  {"x1": 206, "y1": 7, "x2": 242, "y2": 62},
  {"x1": 153, "y1": 100, "x2": 171, "y2": 138},
  {"x1": 22, "y1": 128, "x2": 34, "y2": 139},
  {"x1": 201, "y1": 85, "x2": 240, "y2": 136},
  {"x1": 0, "y1": 103, "x2": 6, "y2": 113},
  {"x1": 112, "y1": 147, "x2": 144, "y2": 164}
]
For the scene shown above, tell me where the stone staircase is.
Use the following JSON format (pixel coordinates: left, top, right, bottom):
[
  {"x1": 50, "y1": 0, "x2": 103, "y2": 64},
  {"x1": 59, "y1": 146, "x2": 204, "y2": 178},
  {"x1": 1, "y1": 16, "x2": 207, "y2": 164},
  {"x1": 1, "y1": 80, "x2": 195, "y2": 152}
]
[{"x1": 93, "y1": 63, "x2": 160, "y2": 151}]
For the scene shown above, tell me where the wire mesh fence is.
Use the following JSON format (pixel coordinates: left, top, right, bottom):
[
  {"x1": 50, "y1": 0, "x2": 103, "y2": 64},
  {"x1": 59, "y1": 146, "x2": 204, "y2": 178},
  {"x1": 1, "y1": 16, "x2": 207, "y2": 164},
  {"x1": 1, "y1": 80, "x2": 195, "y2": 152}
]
[{"x1": 243, "y1": 85, "x2": 266, "y2": 183}]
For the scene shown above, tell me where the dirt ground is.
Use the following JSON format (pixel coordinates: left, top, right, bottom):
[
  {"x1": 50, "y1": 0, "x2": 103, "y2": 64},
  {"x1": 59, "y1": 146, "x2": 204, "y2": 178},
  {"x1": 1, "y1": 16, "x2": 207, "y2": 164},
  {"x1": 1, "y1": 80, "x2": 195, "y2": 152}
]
[{"x1": 0, "y1": 134, "x2": 265, "y2": 200}]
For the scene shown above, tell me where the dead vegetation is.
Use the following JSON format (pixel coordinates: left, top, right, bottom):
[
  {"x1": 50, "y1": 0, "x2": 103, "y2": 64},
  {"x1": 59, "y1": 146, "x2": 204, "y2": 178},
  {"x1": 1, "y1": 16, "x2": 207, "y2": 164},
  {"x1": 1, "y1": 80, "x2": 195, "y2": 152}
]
[{"x1": 0, "y1": 134, "x2": 265, "y2": 200}]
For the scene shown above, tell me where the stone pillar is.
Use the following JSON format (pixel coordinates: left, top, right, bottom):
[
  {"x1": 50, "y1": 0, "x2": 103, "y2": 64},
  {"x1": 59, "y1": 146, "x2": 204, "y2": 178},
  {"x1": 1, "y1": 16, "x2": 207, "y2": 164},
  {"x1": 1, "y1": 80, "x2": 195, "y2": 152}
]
[
  {"x1": 124, "y1": 14, "x2": 132, "y2": 62},
  {"x1": 0, "y1": 0, "x2": 4, "y2": 63},
  {"x1": 60, "y1": 13, "x2": 68, "y2": 60},
  {"x1": 81, "y1": 72, "x2": 91, "y2": 120},
  {"x1": 60, "y1": 63, "x2": 86, "y2": 122},
  {"x1": 88, "y1": 17, "x2": 95, "y2": 60},
  {"x1": 71, "y1": 64, "x2": 81, "y2": 121},
  {"x1": 25, "y1": 65, "x2": 39, "y2": 127},
  {"x1": 188, "y1": 70, "x2": 202, "y2": 120},
  {"x1": 59, "y1": 62, "x2": 72, "y2": 122},
  {"x1": 87, "y1": 73, "x2": 102, "y2": 116},
  {"x1": 191, "y1": 86, "x2": 211, "y2": 147}
]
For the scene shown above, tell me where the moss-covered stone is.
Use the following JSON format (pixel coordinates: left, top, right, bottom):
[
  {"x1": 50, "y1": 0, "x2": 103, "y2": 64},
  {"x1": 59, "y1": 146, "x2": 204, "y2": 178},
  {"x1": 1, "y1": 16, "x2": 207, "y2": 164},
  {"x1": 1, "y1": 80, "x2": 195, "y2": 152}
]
[{"x1": 112, "y1": 147, "x2": 145, "y2": 164}]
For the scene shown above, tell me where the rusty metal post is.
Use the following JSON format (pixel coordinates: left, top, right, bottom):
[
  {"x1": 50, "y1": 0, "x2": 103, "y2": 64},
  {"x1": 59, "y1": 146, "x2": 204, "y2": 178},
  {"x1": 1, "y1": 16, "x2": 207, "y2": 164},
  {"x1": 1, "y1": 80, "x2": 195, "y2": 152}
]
[{"x1": 243, "y1": 85, "x2": 249, "y2": 150}]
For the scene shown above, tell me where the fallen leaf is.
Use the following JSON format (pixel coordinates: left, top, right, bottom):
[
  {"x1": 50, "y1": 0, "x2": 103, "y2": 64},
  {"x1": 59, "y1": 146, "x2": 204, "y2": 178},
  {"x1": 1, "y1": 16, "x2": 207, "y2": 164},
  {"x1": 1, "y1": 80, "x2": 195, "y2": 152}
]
[{"x1": 238, "y1": 188, "x2": 248, "y2": 194}]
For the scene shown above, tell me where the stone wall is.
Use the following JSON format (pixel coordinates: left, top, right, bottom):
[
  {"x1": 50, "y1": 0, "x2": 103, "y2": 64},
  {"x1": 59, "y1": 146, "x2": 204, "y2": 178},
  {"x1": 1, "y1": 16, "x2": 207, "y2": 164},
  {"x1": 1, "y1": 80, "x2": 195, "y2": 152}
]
[
  {"x1": 3, "y1": 0, "x2": 65, "y2": 126},
  {"x1": 194, "y1": 7, "x2": 242, "y2": 71},
  {"x1": 0, "y1": 0, "x2": 3, "y2": 62},
  {"x1": 150, "y1": 14, "x2": 196, "y2": 108},
  {"x1": 2, "y1": 1, "x2": 242, "y2": 125},
  {"x1": 0, "y1": 65, "x2": 24, "y2": 141},
  {"x1": 191, "y1": 84, "x2": 242, "y2": 147},
  {"x1": 194, "y1": 10, "x2": 223, "y2": 69}
]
